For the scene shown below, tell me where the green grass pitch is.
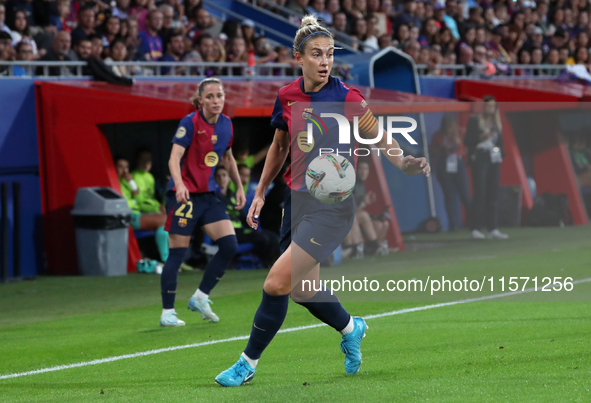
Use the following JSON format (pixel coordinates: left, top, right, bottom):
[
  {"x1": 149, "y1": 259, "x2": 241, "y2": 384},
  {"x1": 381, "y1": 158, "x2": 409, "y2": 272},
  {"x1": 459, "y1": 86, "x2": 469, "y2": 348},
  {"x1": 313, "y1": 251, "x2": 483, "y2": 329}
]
[{"x1": 0, "y1": 226, "x2": 590, "y2": 402}]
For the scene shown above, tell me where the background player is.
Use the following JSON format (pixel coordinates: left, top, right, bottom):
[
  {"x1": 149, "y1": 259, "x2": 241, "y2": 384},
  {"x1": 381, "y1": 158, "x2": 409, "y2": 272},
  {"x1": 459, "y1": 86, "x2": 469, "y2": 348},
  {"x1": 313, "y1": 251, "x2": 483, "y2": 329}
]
[
  {"x1": 159, "y1": 77, "x2": 245, "y2": 327},
  {"x1": 215, "y1": 16, "x2": 431, "y2": 386}
]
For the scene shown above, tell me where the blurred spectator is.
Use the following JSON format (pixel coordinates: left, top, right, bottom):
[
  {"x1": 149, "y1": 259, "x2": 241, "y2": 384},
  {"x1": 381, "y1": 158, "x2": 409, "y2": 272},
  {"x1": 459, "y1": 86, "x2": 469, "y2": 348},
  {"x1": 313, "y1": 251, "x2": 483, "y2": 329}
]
[
  {"x1": 439, "y1": 26, "x2": 456, "y2": 54},
  {"x1": 226, "y1": 36, "x2": 248, "y2": 64},
  {"x1": 430, "y1": 114, "x2": 471, "y2": 231},
  {"x1": 130, "y1": 0, "x2": 151, "y2": 32},
  {"x1": 113, "y1": 0, "x2": 132, "y2": 20},
  {"x1": 403, "y1": 40, "x2": 420, "y2": 62},
  {"x1": 187, "y1": 7, "x2": 221, "y2": 42},
  {"x1": 158, "y1": 4, "x2": 175, "y2": 46},
  {"x1": 160, "y1": 29, "x2": 185, "y2": 75},
  {"x1": 254, "y1": 36, "x2": 278, "y2": 63},
  {"x1": 488, "y1": 25, "x2": 510, "y2": 63},
  {"x1": 71, "y1": 5, "x2": 96, "y2": 46},
  {"x1": 351, "y1": 16, "x2": 375, "y2": 52},
  {"x1": 378, "y1": 33, "x2": 393, "y2": 49},
  {"x1": 132, "y1": 149, "x2": 164, "y2": 214},
  {"x1": 393, "y1": 0, "x2": 421, "y2": 32},
  {"x1": 37, "y1": 31, "x2": 71, "y2": 75},
  {"x1": 396, "y1": 23, "x2": 410, "y2": 49},
  {"x1": 139, "y1": 9, "x2": 163, "y2": 61},
  {"x1": 287, "y1": 0, "x2": 310, "y2": 15},
  {"x1": 307, "y1": 0, "x2": 332, "y2": 24},
  {"x1": 0, "y1": 5, "x2": 16, "y2": 42},
  {"x1": 89, "y1": 34, "x2": 104, "y2": 59},
  {"x1": 185, "y1": 31, "x2": 212, "y2": 62},
  {"x1": 12, "y1": 40, "x2": 33, "y2": 76},
  {"x1": 0, "y1": 31, "x2": 15, "y2": 76},
  {"x1": 368, "y1": 0, "x2": 389, "y2": 36},
  {"x1": 183, "y1": 0, "x2": 202, "y2": 23},
  {"x1": 350, "y1": 0, "x2": 367, "y2": 19},
  {"x1": 104, "y1": 37, "x2": 129, "y2": 76},
  {"x1": 8, "y1": 9, "x2": 39, "y2": 56},
  {"x1": 241, "y1": 19, "x2": 256, "y2": 52},
  {"x1": 464, "y1": 95, "x2": 508, "y2": 240},
  {"x1": 438, "y1": 2, "x2": 459, "y2": 39},
  {"x1": 101, "y1": 15, "x2": 121, "y2": 53},
  {"x1": 115, "y1": 156, "x2": 169, "y2": 263},
  {"x1": 418, "y1": 17, "x2": 439, "y2": 47},
  {"x1": 49, "y1": 1, "x2": 72, "y2": 33},
  {"x1": 74, "y1": 37, "x2": 92, "y2": 61}
]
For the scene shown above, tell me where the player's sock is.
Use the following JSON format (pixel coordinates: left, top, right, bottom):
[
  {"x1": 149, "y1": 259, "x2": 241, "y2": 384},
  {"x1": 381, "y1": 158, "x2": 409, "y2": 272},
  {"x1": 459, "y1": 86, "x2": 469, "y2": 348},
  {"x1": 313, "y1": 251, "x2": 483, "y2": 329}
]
[
  {"x1": 364, "y1": 239, "x2": 380, "y2": 256},
  {"x1": 198, "y1": 234, "x2": 237, "y2": 295},
  {"x1": 155, "y1": 226, "x2": 169, "y2": 262},
  {"x1": 295, "y1": 288, "x2": 351, "y2": 332},
  {"x1": 243, "y1": 290, "x2": 289, "y2": 360},
  {"x1": 161, "y1": 247, "x2": 187, "y2": 309},
  {"x1": 193, "y1": 288, "x2": 209, "y2": 300},
  {"x1": 339, "y1": 315, "x2": 355, "y2": 335},
  {"x1": 241, "y1": 352, "x2": 259, "y2": 368}
]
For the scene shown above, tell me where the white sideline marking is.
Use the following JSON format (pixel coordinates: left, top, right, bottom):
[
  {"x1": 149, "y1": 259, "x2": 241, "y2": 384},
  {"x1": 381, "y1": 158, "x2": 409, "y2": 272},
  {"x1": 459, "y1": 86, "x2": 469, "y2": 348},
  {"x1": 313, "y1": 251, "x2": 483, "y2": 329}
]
[{"x1": 1, "y1": 277, "x2": 590, "y2": 380}]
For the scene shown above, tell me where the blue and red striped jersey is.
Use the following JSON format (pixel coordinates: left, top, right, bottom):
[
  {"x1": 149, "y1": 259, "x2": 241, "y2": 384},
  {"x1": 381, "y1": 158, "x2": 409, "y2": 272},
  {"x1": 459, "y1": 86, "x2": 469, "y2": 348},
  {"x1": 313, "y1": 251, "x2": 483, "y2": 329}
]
[
  {"x1": 271, "y1": 75, "x2": 375, "y2": 192},
  {"x1": 167, "y1": 110, "x2": 233, "y2": 193}
]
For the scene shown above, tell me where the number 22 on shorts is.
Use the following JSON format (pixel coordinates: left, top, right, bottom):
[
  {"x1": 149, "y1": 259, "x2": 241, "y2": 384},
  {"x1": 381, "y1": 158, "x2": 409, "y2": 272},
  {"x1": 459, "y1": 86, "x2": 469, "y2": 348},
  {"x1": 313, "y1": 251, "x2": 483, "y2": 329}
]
[{"x1": 175, "y1": 201, "x2": 194, "y2": 218}]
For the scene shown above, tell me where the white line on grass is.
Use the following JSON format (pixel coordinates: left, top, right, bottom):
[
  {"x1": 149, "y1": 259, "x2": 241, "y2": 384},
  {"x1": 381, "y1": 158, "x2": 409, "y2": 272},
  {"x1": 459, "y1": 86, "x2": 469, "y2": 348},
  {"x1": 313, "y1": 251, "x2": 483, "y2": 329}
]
[{"x1": 2, "y1": 277, "x2": 590, "y2": 380}]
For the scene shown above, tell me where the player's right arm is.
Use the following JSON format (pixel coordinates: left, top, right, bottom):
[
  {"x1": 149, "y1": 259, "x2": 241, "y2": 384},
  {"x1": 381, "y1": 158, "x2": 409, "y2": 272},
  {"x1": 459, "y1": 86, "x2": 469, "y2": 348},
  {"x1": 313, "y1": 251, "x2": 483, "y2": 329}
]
[
  {"x1": 169, "y1": 144, "x2": 190, "y2": 204},
  {"x1": 246, "y1": 128, "x2": 290, "y2": 229},
  {"x1": 169, "y1": 116, "x2": 194, "y2": 204}
]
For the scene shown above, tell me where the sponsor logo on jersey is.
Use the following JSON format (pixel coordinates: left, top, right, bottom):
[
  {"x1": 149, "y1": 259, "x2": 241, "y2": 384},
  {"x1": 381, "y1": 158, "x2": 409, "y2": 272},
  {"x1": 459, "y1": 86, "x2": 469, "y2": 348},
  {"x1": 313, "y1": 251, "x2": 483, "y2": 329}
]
[
  {"x1": 297, "y1": 131, "x2": 314, "y2": 153},
  {"x1": 178, "y1": 218, "x2": 188, "y2": 227},
  {"x1": 361, "y1": 100, "x2": 368, "y2": 109},
  {"x1": 204, "y1": 151, "x2": 219, "y2": 167},
  {"x1": 288, "y1": 101, "x2": 298, "y2": 106},
  {"x1": 211, "y1": 134, "x2": 217, "y2": 144},
  {"x1": 175, "y1": 127, "x2": 186, "y2": 138},
  {"x1": 198, "y1": 130, "x2": 206, "y2": 134}
]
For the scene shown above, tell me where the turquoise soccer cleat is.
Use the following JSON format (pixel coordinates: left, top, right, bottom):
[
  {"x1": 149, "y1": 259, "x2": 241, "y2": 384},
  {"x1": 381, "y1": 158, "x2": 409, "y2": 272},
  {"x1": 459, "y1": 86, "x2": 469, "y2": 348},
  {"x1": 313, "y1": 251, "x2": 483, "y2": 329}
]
[
  {"x1": 340, "y1": 317, "x2": 368, "y2": 374},
  {"x1": 188, "y1": 296, "x2": 219, "y2": 323},
  {"x1": 159, "y1": 311, "x2": 185, "y2": 327},
  {"x1": 215, "y1": 356, "x2": 256, "y2": 387}
]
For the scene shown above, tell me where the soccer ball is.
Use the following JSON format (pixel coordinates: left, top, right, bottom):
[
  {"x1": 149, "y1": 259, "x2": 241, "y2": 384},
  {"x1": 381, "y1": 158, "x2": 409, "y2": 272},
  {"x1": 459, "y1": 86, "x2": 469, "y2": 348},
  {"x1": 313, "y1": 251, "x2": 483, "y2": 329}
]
[{"x1": 305, "y1": 153, "x2": 356, "y2": 204}]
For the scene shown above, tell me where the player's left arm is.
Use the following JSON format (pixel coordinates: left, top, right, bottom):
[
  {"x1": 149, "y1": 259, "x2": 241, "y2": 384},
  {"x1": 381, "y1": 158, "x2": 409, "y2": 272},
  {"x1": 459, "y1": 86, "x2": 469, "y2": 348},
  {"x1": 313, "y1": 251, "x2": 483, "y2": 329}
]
[
  {"x1": 222, "y1": 148, "x2": 246, "y2": 210},
  {"x1": 361, "y1": 120, "x2": 431, "y2": 177}
]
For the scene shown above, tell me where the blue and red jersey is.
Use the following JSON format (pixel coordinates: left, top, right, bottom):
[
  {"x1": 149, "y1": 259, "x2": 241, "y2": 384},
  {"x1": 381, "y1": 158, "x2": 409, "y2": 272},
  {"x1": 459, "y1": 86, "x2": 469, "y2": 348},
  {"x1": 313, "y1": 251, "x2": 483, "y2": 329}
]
[
  {"x1": 167, "y1": 110, "x2": 233, "y2": 193},
  {"x1": 270, "y1": 75, "x2": 376, "y2": 192}
]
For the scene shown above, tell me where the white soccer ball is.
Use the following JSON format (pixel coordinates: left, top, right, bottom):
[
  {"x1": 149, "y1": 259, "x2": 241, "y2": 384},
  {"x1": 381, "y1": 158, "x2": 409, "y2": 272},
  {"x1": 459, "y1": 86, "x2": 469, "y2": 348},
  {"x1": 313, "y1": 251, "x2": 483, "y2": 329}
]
[{"x1": 305, "y1": 153, "x2": 356, "y2": 204}]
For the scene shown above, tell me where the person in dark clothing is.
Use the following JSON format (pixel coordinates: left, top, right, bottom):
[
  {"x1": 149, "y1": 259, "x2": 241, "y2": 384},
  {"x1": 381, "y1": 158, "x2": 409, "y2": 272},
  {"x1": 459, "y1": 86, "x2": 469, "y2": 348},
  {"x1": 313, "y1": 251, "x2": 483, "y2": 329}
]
[
  {"x1": 76, "y1": 37, "x2": 133, "y2": 85},
  {"x1": 430, "y1": 113, "x2": 471, "y2": 231},
  {"x1": 463, "y1": 95, "x2": 508, "y2": 239},
  {"x1": 37, "y1": 31, "x2": 71, "y2": 76},
  {"x1": 215, "y1": 165, "x2": 280, "y2": 268}
]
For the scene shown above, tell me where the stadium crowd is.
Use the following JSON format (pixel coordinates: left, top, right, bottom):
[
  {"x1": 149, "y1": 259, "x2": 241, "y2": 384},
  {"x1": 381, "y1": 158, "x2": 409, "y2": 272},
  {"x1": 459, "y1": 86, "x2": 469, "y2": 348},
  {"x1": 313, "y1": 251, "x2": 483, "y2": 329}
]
[{"x1": 1, "y1": 0, "x2": 591, "y2": 76}]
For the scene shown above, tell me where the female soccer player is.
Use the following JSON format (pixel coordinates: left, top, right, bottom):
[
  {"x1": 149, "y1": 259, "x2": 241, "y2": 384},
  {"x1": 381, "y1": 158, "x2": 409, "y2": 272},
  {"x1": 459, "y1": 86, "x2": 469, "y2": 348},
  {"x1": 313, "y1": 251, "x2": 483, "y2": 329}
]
[
  {"x1": 159, "y1": 77, "x2": 245, "y2": 327},
  {"x1": 215, "y1": 16, "x2": 430, "y2": 386}
]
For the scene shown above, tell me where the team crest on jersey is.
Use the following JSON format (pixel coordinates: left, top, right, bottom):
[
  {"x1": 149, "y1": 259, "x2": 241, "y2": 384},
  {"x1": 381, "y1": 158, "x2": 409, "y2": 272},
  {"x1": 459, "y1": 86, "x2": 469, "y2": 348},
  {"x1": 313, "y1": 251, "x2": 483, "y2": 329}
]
[
  {"x1": 211, "y1": 134, "x2": 218, "y2": 144},
  {"x1": 302, "y1": 108, "x2": 313, "y2": 118},
  {"x1": 178, "y1": 218, "x2": 188, "y2": 228},
  {"x1": 204, "y1": 151, "x2": 219, "y2": 167},
  {"x1": 175, "y1": 127, "x2": 186, "y2": 138}
]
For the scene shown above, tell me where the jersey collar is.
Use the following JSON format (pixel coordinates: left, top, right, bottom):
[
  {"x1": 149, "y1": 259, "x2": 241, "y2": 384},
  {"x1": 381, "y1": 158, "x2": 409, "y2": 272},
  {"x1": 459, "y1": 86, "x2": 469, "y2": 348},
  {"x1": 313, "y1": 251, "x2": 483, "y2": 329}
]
[
  {"x1": 199, "y1": 109, "x2": 219, "y2": 126},
  {"x1": 299, "y1": 75, "x2": 333, "y2": 95}
]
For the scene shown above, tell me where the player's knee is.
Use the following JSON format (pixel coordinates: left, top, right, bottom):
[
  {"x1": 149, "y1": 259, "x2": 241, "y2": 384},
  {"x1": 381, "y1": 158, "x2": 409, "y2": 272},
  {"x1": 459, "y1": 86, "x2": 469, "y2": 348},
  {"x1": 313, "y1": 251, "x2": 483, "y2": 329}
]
[
  {"x1": 263, "y1": 275, "x2": 290, "y2": 295},
  {"x1": 217, "y1": 234, "x2": 238, "y2": 257}
]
